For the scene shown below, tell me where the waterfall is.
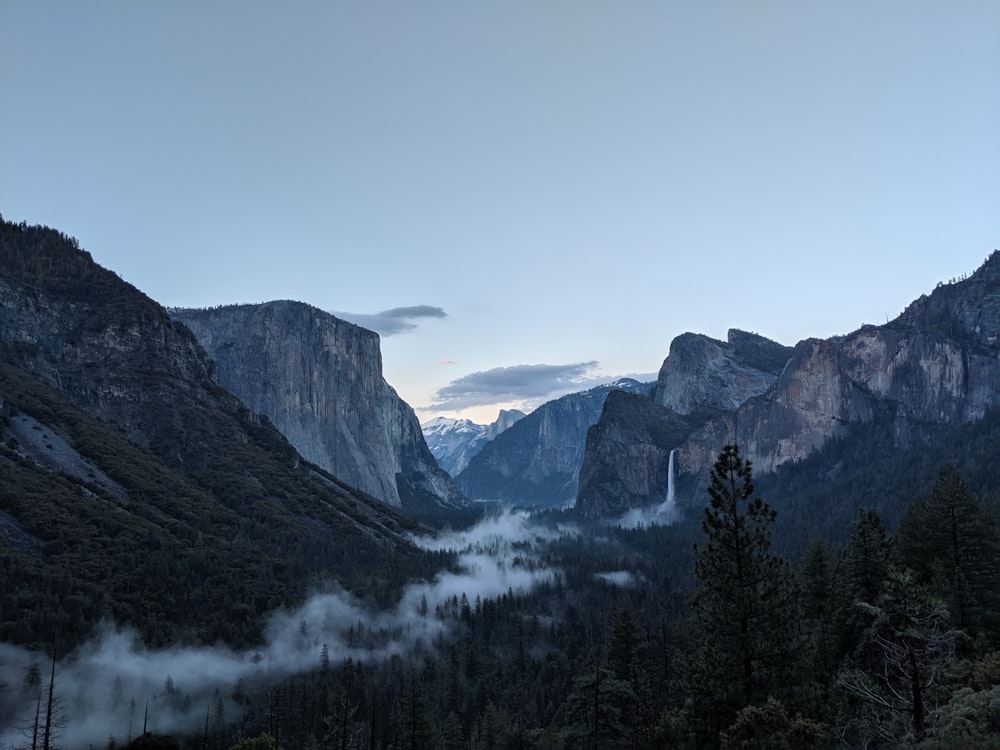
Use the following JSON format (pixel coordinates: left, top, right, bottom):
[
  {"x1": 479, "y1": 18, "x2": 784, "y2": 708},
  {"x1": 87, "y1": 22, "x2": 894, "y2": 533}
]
[
  {"x1": 653, "y1": 448, "x2": 678, "y2": 518},
  {"x1": 666, "y1": 448, "x2": 676, "y2": 506}
]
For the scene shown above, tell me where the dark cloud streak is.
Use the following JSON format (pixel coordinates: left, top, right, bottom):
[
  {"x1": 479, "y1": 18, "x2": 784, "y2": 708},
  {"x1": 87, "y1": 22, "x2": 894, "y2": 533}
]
[
  {"x1": 335, "y1": 305, "x2": 446, "y2": 336},
  {"x1": 429, "y1": 361, "x2": 603, "y2": 410}
]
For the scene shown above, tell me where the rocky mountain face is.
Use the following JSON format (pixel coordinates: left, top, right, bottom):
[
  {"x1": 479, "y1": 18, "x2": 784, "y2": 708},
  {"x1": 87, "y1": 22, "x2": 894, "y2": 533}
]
[
  {"x1": 651, "y1": 329, "x2": 793, "y2": 414},
  {"x1": 456, "y1": 379, "x2": 651, "y2": 507},
  {"x1": 576, "y1": 251, "x2": 1000, "y2": 517},
  {"x1": 575, "y1": 390, "x2": 714, "y2": 517},
  {"x1": 171, "y1": 303, "x2": 466, "y2": 511},
  {"x1": 422, "y1": 409, "x2": 526, "y2": 477},
  {"x1": 0, "y1": 219, "x2": 430, "y2": 647}
]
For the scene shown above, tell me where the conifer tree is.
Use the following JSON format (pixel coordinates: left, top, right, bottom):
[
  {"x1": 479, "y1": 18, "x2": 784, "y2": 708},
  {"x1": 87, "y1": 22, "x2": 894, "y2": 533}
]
[
  {"x1": 835, "y1": 569, "x2": 960, "y2": 745},
  {"x1": 831, "y1": 508, "x2": 894, "y2": 666},
  {"x1": 895, "y1": 464, "x2": 1000, "y2": 646},
  {"x1": 689, "y1": 445, "x2": 804, "y2": 733}
]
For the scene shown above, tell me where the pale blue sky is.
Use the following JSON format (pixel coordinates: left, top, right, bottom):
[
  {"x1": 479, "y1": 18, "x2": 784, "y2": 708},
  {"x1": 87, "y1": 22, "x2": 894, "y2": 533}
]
[{"x1": 2, "y1": 2, "x2": 998, "y2": 422}]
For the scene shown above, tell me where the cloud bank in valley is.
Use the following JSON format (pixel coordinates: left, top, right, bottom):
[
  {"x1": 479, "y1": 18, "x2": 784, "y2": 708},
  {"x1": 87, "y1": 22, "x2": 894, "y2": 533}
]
[
  {"x1": 427, "y1": 361, "x2": 607, "y2": 411},
  {"x1": 335, "y1": 305, "x2": 446, "y2": 336},
  {"x1": 0, "y1": 512, "x2": 571, "y2": 749}
]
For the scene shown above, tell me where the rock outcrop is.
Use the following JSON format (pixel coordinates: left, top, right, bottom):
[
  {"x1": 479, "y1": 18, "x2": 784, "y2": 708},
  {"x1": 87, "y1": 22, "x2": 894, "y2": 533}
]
[
  {"x1": 456, "y1": 379, "x2": 651, "y2": 507},
  {"x1": 575, "y1": 390, "x2": 711, "y2": 517},
  {"x1": 172, "y1": 302, "x2": 466, "y2": 510},
  {"x1": 651, "y1": 329, "x2": 792, "y2": 414}
]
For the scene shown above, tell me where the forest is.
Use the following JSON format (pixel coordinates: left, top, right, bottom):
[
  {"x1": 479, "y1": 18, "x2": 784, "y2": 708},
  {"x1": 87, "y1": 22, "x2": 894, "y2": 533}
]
[{"x1": 2, "y1": 444, "x2": 998, "y2": 750}]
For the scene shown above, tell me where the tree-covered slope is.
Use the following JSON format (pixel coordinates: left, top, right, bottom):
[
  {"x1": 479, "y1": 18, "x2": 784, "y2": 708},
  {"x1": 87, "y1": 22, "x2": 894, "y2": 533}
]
[{"x1": 0, "y1": 219, "x2": 441, "y2": 650}]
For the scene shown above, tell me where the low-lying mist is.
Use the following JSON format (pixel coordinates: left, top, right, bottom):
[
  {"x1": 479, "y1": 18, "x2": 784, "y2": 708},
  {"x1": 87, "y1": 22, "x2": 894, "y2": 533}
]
[{"x1": 0, "y1": 511, "x2": 576, "y2": 749}]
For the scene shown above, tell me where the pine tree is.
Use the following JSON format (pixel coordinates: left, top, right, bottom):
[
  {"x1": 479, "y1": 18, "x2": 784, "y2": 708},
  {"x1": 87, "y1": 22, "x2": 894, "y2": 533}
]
[
  {"x1": 689, "y1": 445, "x2": 804, "y2": 736},
  {"x1": 835, "y1": 568, "x2": 960, "y2": 745},
  {"x1": 831, "y1": 508, "x2": 894, "y2": 666},
  {"x1": 797, "y1": 538, "x2": 837, "y2": 711},
  {"x1": 837, "y1": 509, "x2": 893, "y2": 608},
  {"x1": 895, "y1": 465, "x2": 1000, "y2": 647},
  {"x1": 395, "y1": 670, "x2": 436, "y2": 750}
]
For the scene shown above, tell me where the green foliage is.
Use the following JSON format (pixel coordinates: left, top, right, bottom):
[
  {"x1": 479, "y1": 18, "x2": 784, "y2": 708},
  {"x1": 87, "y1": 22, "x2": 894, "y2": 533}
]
[
  {"x1": 721, "y1": 696, "x2": 829, "y2": 750},
  {"x1": 896, "y1": 465, "x2": 1000, "y2": 645},
  {"x1": 689, "y1": 445, "x2": 806, "y2": 743},
  {"x1": 758, "y1": 406, "x2": 1000, "y2": 559},
  {"x1": 0, "y1": 333, "x2": 436, "y2": 650},
  {"x1": 228, "y1": 732, "x2": 284, "y2": 750},
  {"x1": 917, "y1": 685, "x2": 1000, "y2": 749},
  {"x1": 835, "y1": 569, "x2": 961, "y2": 745}
]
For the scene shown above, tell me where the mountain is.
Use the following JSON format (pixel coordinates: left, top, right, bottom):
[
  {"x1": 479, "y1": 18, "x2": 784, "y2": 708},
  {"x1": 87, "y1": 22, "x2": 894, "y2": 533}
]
[
  {"x1": 651, "y1": 329, "x2": 793, "y2": 414},
  {"x1": 422, "y1": 409, "x2": 526, "y2": 476},
  {"x1": 576, "y1": 251, "x2": 1000, "y2": 519},
  {"x1": 455, "y1": 379, "x2": 652, "y2": 507},
  {"x1": 575, "y1": 330, "x2": 790, "y2": 518},
  {"x1": 171, "y1": 303, "x2": 466, "y2": 513},
  {"x1": 0, "y1": 219, "x2": 435, "y2": 649}
]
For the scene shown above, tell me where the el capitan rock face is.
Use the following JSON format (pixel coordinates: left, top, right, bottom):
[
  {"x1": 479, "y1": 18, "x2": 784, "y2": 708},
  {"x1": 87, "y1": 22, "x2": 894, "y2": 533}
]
[
  {"x1": 172, "y1": 302, "x2": 466, "y2": 510},
  {"x1": 577, "y1": 251, "x2": 1000, "y2": 516}
]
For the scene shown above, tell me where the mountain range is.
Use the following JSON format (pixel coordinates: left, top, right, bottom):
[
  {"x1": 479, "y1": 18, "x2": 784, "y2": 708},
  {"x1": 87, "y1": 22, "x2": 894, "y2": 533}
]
[
  {"x1": 4, "y1": 213, "x2": 999, "y2": 648},
  {"x1": 454, "y1": 378, "x2": 652, "y2": 506},
  {"x1": 422, "y1": 409, "x2": 526, "y2": 476},
  {"x1": 577, "y1": 250, "x2": 1000, "y2": 522}
]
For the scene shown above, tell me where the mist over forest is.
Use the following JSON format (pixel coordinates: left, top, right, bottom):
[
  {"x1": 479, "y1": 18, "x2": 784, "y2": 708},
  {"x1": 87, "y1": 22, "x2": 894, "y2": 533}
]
[{"x1": 1, "y1": 511, "x2": 578, "y2": 747}]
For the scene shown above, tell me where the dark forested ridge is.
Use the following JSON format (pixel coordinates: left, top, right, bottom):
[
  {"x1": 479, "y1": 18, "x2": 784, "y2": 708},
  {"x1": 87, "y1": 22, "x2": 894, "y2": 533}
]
[
  {"x1": 1, "y1": 218, "x2": 999, "y2": 748},
  {"x1": 0, "y1": 218, "x2": 441, "y2": 650}
]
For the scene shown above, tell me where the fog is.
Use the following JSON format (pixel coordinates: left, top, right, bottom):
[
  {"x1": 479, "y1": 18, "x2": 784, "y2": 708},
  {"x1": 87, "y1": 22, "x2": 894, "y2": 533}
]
[
  {"x1": 613, "y1": 497, "x2": 679, "y2": 529},
  {"x1": 0, "y1": 511, "x2": 572, "y2": 749},
  {"x1": 594, "y1": 570, "x2": 643, "y2": 588}
]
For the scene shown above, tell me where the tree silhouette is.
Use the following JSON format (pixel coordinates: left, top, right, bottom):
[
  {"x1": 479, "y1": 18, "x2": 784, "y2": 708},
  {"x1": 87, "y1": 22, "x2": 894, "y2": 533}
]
[{"x1": 690, "y1": 445, "x2": 804, "y2": 739}]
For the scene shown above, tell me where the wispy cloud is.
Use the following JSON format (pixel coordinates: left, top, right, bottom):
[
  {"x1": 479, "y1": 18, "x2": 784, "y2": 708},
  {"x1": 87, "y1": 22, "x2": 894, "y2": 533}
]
[
  {"x1": 335, "y1": 305, "x2": 446, "y2": 336},
  {"x1": 428, "y1": 361, "x2": 603, "y2": 410}
]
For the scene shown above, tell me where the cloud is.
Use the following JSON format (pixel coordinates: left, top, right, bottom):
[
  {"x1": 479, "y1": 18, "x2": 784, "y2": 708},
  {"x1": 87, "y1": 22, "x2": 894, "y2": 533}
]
[
  {"x1": 335, "y1": 305, "x2": 446, "y2": 336},
  {"x1": 428, "y1": 361, "x2": 603, "y2": 410}
]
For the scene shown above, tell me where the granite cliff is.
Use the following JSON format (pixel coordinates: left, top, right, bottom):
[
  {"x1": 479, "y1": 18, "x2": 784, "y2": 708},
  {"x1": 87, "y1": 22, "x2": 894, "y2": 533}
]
[
  {"x1": 651, "y1": 329, "x2": 793, "y2": 414},
  {"x1": 576, "y1": 331, "x2": 788, "y2": 517},
  {"x1": 172, "y1": 303, "x2": 466, "y2": 511},
  {"x1": 577, "y1": 252, "x2": 1000, "y2": 517}
]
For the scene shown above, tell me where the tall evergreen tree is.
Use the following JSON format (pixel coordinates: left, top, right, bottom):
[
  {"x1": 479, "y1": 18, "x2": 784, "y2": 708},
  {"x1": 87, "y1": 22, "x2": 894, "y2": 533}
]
[
  {"x1": 831, "y1": 508, "x2": 894, "y2": 666},
  {"x1": 895, "y1": 464, "x2": 1000, "y2": 647},
  {"x1": 797, "y1": 538, "x2": 838, "y2": 712},
  {"x1": 689, "y1": 445, "x2": 804, "y2": 739},
  {"x1": 835, "y1": 569, "x2": 960, "y2": 746},
  {"x1": 394, "y1": 670, "x2": 436, "y2": 750}
]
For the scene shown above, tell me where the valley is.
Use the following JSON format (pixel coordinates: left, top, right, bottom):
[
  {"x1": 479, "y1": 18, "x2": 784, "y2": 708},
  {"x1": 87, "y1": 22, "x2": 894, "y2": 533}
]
[{"x1": 1, "y1": 218, "x2": 999, "y2": 748}]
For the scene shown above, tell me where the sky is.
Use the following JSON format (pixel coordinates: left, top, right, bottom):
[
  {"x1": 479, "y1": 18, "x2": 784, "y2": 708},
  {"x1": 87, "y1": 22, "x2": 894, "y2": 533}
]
[{"x1": 2, "y1": 2, "x2": 998, "y2": 424}]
